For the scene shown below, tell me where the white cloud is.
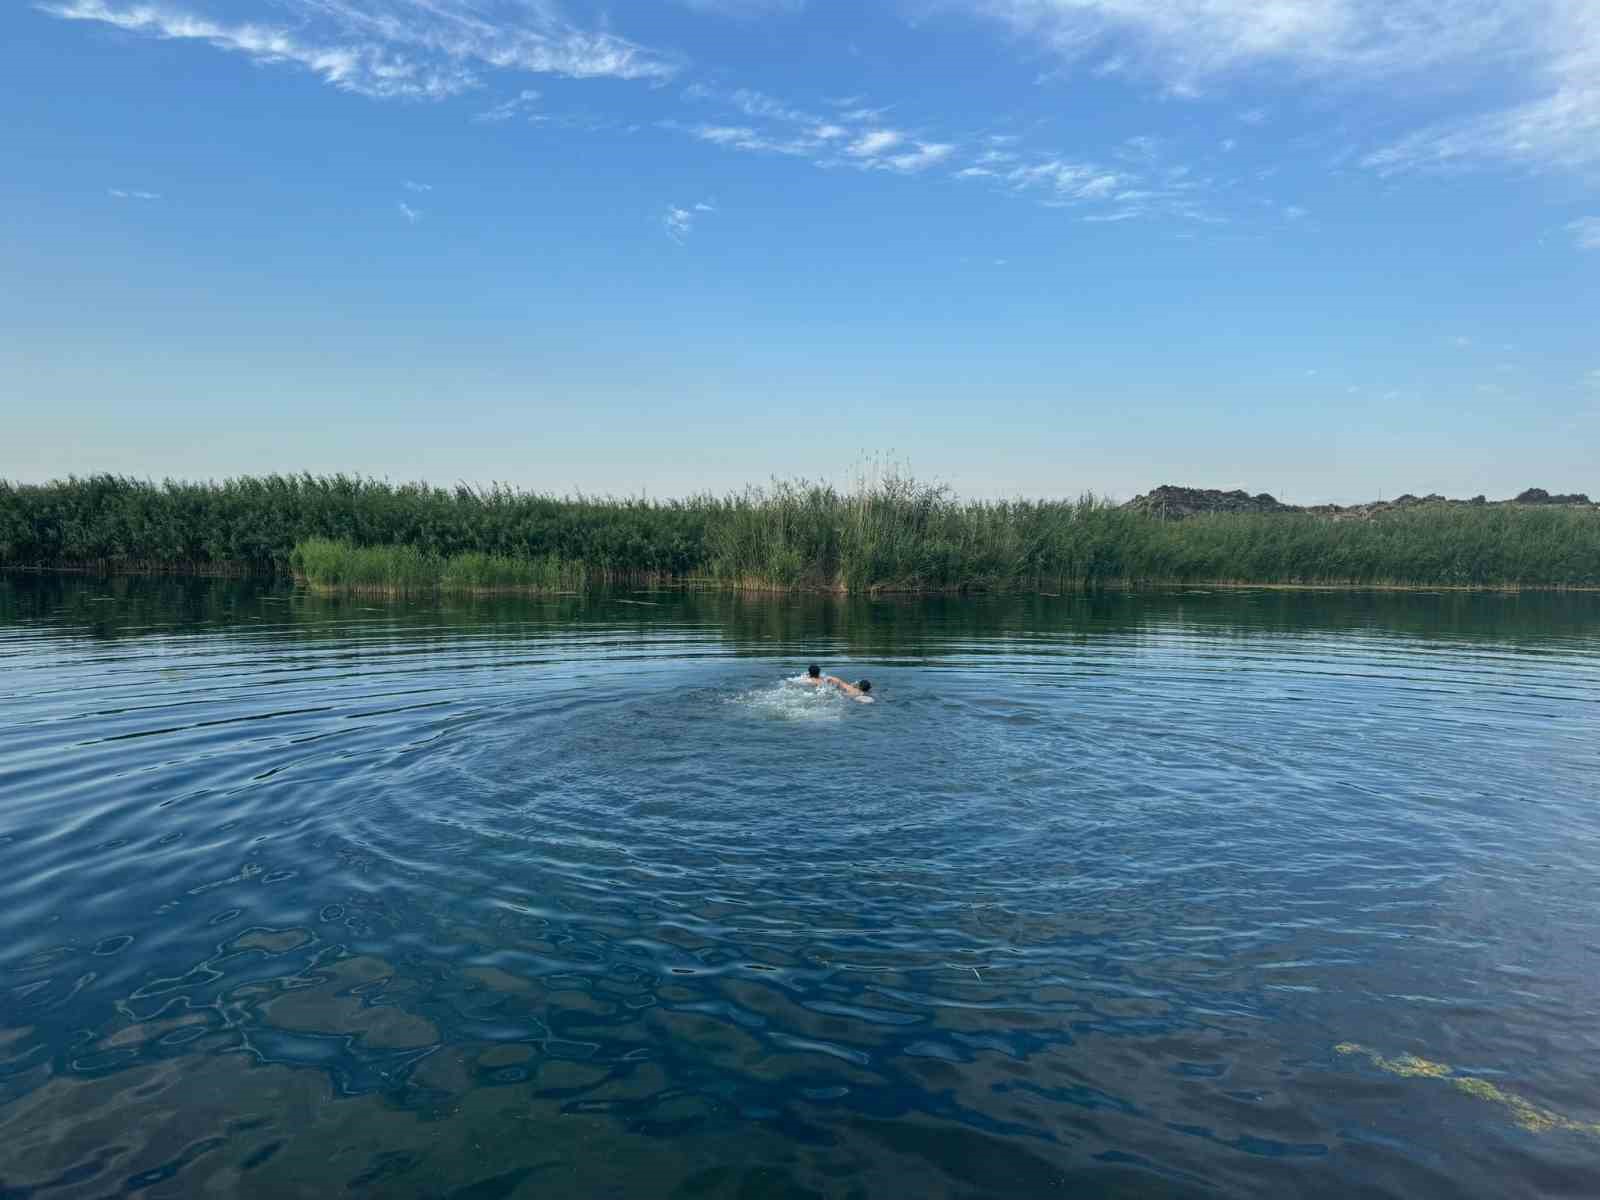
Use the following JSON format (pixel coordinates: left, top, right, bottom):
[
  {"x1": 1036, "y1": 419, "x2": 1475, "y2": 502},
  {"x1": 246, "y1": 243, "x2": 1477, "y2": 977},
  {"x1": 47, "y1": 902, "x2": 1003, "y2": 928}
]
[
  {"x1": 847, "y1": 129, "x2": 904, "y2": 158},
  {"x1": 402, "y1": 180, "x2": 432, "y2": 192},
  {"x1": 40, "y1": 0, "x2": 679, "y2": 101},
  {"x1": 664, "y1": 205, "x2": 693, "y2": 241},
  {"x1": 109, "y1": 188, "x2": 160, "y2": 200},
  {"x1": 964, "y1": 1, "x2": 1539, "y2": 83},
  {"x1": 1367, "y1": 3, "x2": 1597, "y2": 175},
  {"x1": 1569, "y1": 216, "x2": 1600, "y2": 251},
  {"x1": 665, "y1": 62, "x2": 1207, "y2": 221},
  {"x1": 1284, "y1": 204, "x2": 1308, "y2": 221},
  {"x1": 884, "y1": 141, "x2": 954, "y2": 172},
  {"x1": 673, "y1": 0, "x2": 804, "y2": 16},
  {"x1": 954, "y1": 1, "x2": 1600, "y2": 176},
  {"x1": 474, "y1": 89, "x2": 540, "y2": 123},
  {"x1": 398, "y1": 201, "x2": 421, "y2": 223},
  {"x1": 1365, "y1": 81, "x2": 1600, "y2": 175},
  {"x1": 727, "y1": 87, "x2": 822, "y2": 126},
  {"x1": 1006, "y1": 159, "x2": 1125, "y2": 201},
  {"x1": 664, "y1": 201, "x2": 717, "y2": 242},
  {"x1": 669, "y1": 121, "x2": 815, "y2": 157}
]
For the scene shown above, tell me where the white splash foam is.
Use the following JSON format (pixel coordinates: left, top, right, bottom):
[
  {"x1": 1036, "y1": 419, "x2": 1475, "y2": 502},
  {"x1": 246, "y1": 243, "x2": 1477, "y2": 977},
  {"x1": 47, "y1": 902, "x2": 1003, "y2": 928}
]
[{"x1": 735, "y1": 679, "x2": 847, "y2": 722}]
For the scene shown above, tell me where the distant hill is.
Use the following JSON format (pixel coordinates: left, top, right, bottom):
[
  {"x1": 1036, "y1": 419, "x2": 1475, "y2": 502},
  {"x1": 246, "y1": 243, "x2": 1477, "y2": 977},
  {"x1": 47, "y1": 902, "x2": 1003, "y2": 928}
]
[{"x1": 1125, "y1": 484, "x2": 1596, "y2": 520}]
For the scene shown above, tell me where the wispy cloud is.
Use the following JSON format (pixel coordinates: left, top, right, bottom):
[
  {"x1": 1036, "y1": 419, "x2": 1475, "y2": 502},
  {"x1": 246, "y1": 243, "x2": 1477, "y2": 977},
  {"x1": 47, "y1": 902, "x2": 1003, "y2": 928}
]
[
  {"x1": 473, "y1": 89, "x2": 540, "y2": 123},
  {"x1": 42, "y1": 1, "x2": 474, "y2": 98},
  {"x1": 1004, "y1": 160, "x2": 1125, "y2": 202},
  {"x1": 672, "y1": 77, "x2": 1217, "y2": 220},
  {"x1": 664, "y1": 206, "x2": 693, "y2": 241},
  {"x1": 961, "y1": 1, "x2": 1544, "y2": 87},
  {"x1": 1359, "y1": 3, "x2": 1600, "y2": 175},
  {"x1": 402, "y1": 180, "x2": 432, "y2": 193},
  {"x1": 668, "y1": 121, "x2": 814, "y2": 157},
  {"x1": 846, "y1": 129, "x2": 903, "y2": 158},
  {"x1": 1567, "y1": 216, "x2": 1600, "y2": 251},
  {"x1": 39, "y1": 0, "x2": 680, "y2": 101},
  {"x1": 952, "y1": 1, "x2": 1600, "y2": 176},
  {"x1": 664, "y1": 201, "x2": 717, "y2": 242},
  {"x1": 672, "y1": 0, "x2": 805, "y2": 16},
  {"x1": 109, "y1": 188, "x2": 161, "y2": 200},
  {"x1": 398, "y1": 200, "x2": 422, "y2": 224},
  {"x1": 723, "y1": 86, "x2": 824, "y2": 127},
  {"x1": 884, "y1": 142, "x2": 955, "y2": 172}
]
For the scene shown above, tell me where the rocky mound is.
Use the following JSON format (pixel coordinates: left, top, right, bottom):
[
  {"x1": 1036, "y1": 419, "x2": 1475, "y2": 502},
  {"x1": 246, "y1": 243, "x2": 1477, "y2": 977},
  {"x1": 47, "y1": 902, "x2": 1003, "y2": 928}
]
[
  {"x1": 1514, "y1": 487, "x2": 1593, "y2": 506},
  {"x1": 1127, "y1": 485, "x2": 1596, "y2": 520},
  {"x1": 1124, "y1": 486, "x2": 1293, "y2": 519}
]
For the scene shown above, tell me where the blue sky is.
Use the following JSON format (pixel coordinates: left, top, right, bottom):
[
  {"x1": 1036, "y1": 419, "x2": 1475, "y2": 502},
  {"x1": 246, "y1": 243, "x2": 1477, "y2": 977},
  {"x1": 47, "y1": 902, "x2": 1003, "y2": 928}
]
[{"x1": 3, "y1": 0, "x2": 1597, "y2": 503}]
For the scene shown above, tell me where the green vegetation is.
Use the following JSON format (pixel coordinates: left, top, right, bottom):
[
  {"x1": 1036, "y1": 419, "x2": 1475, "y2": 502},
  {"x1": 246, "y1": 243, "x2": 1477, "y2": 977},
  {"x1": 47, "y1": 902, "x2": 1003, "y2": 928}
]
[
  {"x1": 3, "y1": 473, "x2": 1598, "y2": 592},
  {"x1": 292, "y1": 538, "x2": 584, "y2": 595}
]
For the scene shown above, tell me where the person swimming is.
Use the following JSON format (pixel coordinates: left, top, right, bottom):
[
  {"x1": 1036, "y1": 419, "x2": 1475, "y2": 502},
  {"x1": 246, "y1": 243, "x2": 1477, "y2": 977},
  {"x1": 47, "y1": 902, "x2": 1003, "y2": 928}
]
[{"x1": 800, "y1": 663, "x2": 874, "y2": 702}]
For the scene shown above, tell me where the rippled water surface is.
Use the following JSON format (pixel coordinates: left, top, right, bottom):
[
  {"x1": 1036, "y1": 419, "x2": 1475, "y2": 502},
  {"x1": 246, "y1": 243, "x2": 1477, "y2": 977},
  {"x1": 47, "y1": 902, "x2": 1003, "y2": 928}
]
[{"x1": 3, "y1": 578, "x2": 1600, "y2": 1199}]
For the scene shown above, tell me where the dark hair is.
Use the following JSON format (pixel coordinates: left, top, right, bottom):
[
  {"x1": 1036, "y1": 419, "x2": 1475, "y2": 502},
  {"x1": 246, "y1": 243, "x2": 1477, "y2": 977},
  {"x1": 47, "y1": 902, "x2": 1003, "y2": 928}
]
[
  {"x1": 807, "y1": 663, "x2": 821, "y2": 678},
  {"x1": 857, "y1": 680, "x2": 872, "y2": 693}
]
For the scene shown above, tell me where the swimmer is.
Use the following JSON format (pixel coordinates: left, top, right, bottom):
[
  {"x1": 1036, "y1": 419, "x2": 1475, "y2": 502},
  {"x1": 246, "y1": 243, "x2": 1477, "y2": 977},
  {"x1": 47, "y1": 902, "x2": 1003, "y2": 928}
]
[{"x1": 799, "y1": 664, "x2": 874, "y2": 702}]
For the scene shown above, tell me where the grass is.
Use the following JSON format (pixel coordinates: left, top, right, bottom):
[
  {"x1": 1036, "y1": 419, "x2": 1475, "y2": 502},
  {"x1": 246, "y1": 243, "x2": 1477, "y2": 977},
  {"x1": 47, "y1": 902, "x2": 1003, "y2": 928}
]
[
  {"x1": 292, "y1": 538, "x2": 584, "y2": 595},
  {"x1": 3, "y1": 472, "x2": 1598, "y2": 592}
]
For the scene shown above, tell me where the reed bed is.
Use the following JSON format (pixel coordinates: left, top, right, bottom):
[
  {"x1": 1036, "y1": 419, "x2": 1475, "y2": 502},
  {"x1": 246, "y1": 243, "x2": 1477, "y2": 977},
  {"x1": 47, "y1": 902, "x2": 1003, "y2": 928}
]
[
  {"x1": 3, "y1": 474, "x2": 1597, "y2": 592},
  {"x1": 292, "y1": 538, "x2": 584, "y2": 595}
]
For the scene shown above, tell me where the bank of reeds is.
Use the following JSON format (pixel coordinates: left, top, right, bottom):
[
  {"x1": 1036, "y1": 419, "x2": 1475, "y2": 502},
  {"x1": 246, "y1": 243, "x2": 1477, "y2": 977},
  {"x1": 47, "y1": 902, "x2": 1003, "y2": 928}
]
[{"x1": 3, "y1": 474, "x2": 1598, "y2": 592}]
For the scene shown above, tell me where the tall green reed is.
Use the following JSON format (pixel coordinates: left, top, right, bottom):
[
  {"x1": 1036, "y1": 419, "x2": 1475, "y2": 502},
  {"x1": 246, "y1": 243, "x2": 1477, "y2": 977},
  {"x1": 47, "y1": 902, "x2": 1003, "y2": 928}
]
[{"x1": 4, "y1": 473, "x2": 1597, "y2": 591}]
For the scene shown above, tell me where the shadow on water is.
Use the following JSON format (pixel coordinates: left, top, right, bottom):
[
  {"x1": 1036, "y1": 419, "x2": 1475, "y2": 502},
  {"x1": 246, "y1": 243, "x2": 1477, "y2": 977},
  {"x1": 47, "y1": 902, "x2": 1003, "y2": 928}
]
[{"x1": 2, "y1": 574, "x2": 1599, "y2": 1198}]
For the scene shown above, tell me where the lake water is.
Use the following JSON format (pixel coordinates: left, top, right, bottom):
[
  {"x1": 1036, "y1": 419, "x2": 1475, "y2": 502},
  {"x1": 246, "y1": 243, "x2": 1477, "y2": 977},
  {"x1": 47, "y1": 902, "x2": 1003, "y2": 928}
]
[{"x1": 2, "y1": 577, "x2": 1599, "y2": 1199}]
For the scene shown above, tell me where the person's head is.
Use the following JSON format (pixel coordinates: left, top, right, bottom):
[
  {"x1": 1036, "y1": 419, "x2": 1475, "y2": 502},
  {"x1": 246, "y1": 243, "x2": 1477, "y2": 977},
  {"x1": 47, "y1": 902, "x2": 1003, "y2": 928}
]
[
  {"x1": 807, "y1": 663, "x2": 821, "y2": 679},
  {"x1": 857, "y1": 679, "x2": 872, "y2": 694}
]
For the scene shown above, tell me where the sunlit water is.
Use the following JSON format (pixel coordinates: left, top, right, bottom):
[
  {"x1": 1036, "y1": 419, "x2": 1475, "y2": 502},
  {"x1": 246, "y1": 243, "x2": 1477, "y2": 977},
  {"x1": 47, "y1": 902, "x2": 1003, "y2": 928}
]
[{"x1": 3, "y1": 578, "x2": 1599, "y2": 1199}]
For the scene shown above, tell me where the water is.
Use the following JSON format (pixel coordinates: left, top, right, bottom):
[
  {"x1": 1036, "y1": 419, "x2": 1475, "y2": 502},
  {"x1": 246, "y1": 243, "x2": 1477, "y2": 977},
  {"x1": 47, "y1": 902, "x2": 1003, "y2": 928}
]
[{"x1": 3, "y1": 577, "x2": 1599, "y2": 1199}]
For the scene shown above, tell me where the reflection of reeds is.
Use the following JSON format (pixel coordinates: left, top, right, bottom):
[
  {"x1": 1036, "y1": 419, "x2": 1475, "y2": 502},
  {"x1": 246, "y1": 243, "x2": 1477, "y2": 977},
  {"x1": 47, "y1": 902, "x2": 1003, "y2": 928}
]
[{"x1": 4, "y1": 473, "x2": 1598, "y2": 592}]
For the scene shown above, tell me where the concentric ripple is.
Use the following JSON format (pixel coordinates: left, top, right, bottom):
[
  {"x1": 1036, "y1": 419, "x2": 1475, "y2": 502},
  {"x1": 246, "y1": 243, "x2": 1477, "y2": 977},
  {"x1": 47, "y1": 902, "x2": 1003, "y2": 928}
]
[{"x1": 2, "y1": 578, "x2": 1599, "y2": 1199}]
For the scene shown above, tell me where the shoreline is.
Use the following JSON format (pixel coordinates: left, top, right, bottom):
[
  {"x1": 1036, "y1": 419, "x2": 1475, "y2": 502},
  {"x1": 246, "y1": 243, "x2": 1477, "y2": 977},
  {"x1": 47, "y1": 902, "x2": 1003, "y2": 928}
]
[{"x1": 7, "y1": 565, "x2": 1599, "y2": 596}]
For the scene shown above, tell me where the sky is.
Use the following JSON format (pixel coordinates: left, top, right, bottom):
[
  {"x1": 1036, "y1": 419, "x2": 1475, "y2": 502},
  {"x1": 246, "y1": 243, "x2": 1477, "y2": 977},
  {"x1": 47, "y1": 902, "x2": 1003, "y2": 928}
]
[{"x1": 3, "y1": 0, "x2": 1597, "y2": 504}]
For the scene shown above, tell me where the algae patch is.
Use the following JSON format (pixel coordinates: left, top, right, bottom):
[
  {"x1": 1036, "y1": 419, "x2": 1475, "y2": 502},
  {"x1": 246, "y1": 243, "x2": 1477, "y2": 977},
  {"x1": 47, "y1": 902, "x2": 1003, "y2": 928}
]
[{"x1": 1336, "y1": 1043, "x2": 1600, "y2": 1136}]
